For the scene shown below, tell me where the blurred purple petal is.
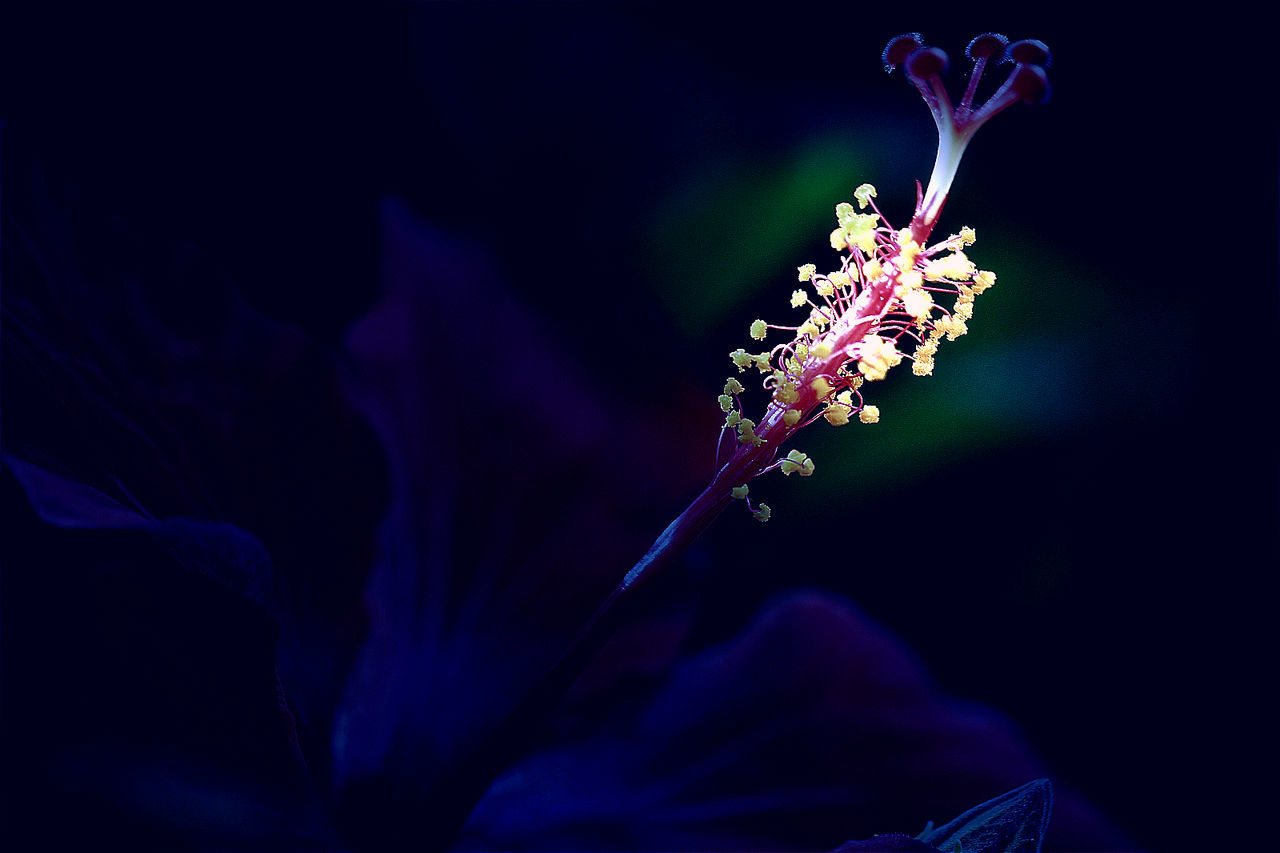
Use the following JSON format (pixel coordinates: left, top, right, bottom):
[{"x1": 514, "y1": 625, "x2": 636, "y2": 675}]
[
  {"x1": 332, "y1": 199, "x2": 709, "y2": 815},
  {"x1": 833, "y1": 835, "x2": 939, "y2": 852},
  {"x1": 459, "y1": 592, "x2": 1128, "y2": 851},
  {"x1": 4, "y1": 453, "x2": 154, "y2": 529},
  {"x1": 1, "y1": 460, "x2": 341, "y2": 849}
]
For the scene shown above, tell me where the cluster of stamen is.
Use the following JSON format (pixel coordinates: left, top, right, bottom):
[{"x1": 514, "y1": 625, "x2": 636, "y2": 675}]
[
  {"x1": 715, "y1": 33, "x2": 1049, "y2": 521},
  {"x1": 719, "y1": 186, "x2": 995, "y2": 519}
]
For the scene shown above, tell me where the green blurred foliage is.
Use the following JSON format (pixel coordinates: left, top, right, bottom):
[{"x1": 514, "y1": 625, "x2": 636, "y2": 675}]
[{"x1": 643, "y1": 131, "x2": 884, "y2": 333}]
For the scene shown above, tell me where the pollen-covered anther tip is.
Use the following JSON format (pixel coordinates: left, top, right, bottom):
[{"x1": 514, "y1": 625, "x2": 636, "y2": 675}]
[
  {"x1": 905, "y1": 46, "x2": 949, "y2": 80},
  {"x1": 882, "y1": 32, "x2": 925, "y2": 72},
  {"x1": 780, "y1": 449, "x2": 815, "y2": 477},
  {"x1": 965, "y1": 32, "x2": 1009, "y2": 61},
  {"x1": 1010, "y1": 64, "x2": 1051, "y2": 104},
  {"x1": 1006, "y1": 38, "x2": 1052, "y2": 67}
]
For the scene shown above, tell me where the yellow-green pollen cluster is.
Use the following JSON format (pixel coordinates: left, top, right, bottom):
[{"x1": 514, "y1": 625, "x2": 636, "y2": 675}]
[{"x1": 719, "y1": 183, "x2": 996, "y2": 520}]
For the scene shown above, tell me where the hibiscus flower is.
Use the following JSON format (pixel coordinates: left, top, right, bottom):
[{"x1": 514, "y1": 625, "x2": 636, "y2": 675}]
[{"x1": 2, "y1": 16, "x2": 1131, "y2": 853}]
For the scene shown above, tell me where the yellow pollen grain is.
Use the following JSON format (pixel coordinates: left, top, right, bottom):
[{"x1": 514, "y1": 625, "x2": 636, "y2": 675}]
[{"x1": 824, "y1": 404, "x2": 851, "y2": 426}]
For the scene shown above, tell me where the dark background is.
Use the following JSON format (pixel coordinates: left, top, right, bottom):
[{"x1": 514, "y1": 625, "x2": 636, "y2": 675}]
[{"x1": 4, "y1": 4, "x2": 1275, "y2": 851}]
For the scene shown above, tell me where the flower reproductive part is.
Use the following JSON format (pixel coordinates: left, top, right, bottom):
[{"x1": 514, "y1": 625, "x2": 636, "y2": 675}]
[{"x1": 717, "y1": 33, "x2": 1051, "y2": 520}]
